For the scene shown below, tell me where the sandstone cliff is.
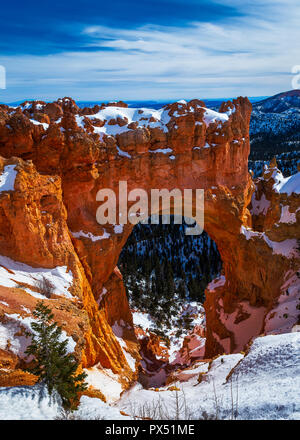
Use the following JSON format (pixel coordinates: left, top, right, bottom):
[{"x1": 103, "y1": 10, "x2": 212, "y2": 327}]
[{"x1": 0, "y1": 97, "x2": 299, "y2": 393}]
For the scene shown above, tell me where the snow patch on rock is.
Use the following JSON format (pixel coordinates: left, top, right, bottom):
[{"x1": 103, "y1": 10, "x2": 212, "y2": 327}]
[
  {"x1": 72, "y1": 230, "x2": 110, "y2": 241},
  {"x1": 0, "y1": 165, "x2": 17, "y2": 192},
  {"x1": 0, "y1": 254, "x2": 73, "y2": 299}
]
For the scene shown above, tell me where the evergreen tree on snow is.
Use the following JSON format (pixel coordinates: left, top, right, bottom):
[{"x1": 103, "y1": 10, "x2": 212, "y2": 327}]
[{"x1": 25, "y1": 301, "x2": 88, "y2": 410}]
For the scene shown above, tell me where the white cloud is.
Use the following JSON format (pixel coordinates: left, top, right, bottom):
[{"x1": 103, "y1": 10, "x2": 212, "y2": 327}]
[{"x1": 0, "y1": 0, "x2": 299, "y2": 102}]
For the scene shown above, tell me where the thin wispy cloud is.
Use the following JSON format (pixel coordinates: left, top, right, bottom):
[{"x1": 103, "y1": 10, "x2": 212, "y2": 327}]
[{"x1": 0, "y1": 0, "x2": 299, "y2": 102}]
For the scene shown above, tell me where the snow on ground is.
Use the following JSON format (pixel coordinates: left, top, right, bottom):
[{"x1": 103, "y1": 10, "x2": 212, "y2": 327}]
[
  {"x1": 1, "y1": 331, "x2": 299, "y2": 419},
  {"x1": 0, "y1": 165, "x2": 17, "y2": 192},
  {"x1": 0, "y1": 385, "x2": 60, "y2": 420},
  {"x1": 149, "y1": 147, "x2": 173, "y2": 154},
  {"x1": 174, "y1": 361, "x2": 209, "y2": 382},
  {"x1": 84, "y1": 364, "x2": 124, "y2": 402},
  {"x1": 263, "y1": 237, "x2": 298, "y2": 257},
  {"x1": 228, "y1": 332, "x2": 300, "y2": 420},
  {"x1": 264, "y1": 271, "x2": 300, "y2": 334},
  {"x1": 111, "y1": 321, "x2": 137, "y2": 371},
  {"x1": 117, "y1": 146, "x2": 131, "y2": 158},
  {"x1": 168, "y1": 303, "x2": 206, "y2": 364},
  {"x1": 29, "y1": 119, "x2": 49, "y2": 130},
  {"x1": 73, "y1": 103, "x2": 233, "y2": 141},
  {"x1": 0, "y1": 312, "x2": 76, "y2": 359},
  {"x1": 97, "y1": 286, "x2": 108, "y2": 305},
  {"x1": 83, "y1": 106, "x2": 173, "y2": 137},
  {"x1": 172, "y1": 332, "x2": 206, "y2": 366},
  {"x1": 203, "y1": 108, "x2": 230, "y2": 126},
  {"x1": 132, "y1": 311, "x2": 154, "y2": 332},
  {"x1": 279, "y1": 205, "x2": 299, "y2": 224},
  {"x1": 132, "y1": 302, "x2": 205, "y2": 366},
  {"x1": 116, "y1": 332, "x2": 300, "y2": 420},
  {"x1": 71, "y1": 229, "x2": 111, "y2": 241},
  {"x1": 272, "y1": 169, "x2": 300, "y2": 195},
  {"x1": 0, "y1": 254, "x2": 74, "y2": 299},
  {"x1": 251, "y1": 193, "x2": 270, "y2": 215},
  {"x1": 115, "y1": 354, "x2": 242, "y2": 419},
  {"x1": 0, "y1": 384, "x2": 131, "y2": 420},
  {"x1": 0, "y1": 314, "x2": 32, "y2": 358},
  {"x1": 207, "y1": 275, "x2": 226, "y2": 292},
  {"x1": 217, "y1": 300, "x2": 266, "y2": 353},
  {"x1": 240, "y1": 226, "x2": 299, "y2": 258},
  {"x1": 114, "y1": 224, "x2": 124, "y2": 234},
  {"x1": 76, "y1": 396, "x2": 131, "y2": 420}
]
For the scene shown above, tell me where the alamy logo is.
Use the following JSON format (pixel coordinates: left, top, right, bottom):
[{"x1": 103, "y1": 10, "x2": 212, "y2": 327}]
[
  {"x1": 96, "y1": 181, "x2": 204, "y2": 236},
  {"x1": 0, "y1": 66, "x2": 6, "y2": 89},
  {"x1": 291, "y1": 65, "x2": 300, "y2": 90}
]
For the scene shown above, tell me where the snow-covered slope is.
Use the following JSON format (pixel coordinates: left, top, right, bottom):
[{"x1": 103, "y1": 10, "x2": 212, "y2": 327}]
[
  {"x1": 251, "y1": 90, "x2": 300, "y2": 136},
  {"x1": 249, "y1": 90, "x2": 300, "y2": 177},
  {"x1": 0, "y1": 384, "x2": 131, "y2": 420},
  {"x1": 116, "y1": 332, "x2": 300, "y2": 420},
  {"x1": 1, "y1": 332, "x2": 299, "y2": 420},
  {"x1": 0, "y1": 254, "x2": 73, "y2": 300},
  {"x1": 249, "y1": 150, "x2": 300, "y2": 178},
  {"x1": 253, "y1": 90, "x2": 300, "y2": 114}
]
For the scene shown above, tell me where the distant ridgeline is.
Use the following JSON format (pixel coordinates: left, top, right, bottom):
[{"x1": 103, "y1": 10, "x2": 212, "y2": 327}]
[{"x1": 248, "y1": 90, "x2": 300, "y2": 177}]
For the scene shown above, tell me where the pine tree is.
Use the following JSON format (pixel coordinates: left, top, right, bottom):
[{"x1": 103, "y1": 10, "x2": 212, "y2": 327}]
[{"x1": 25, "y1": 301, "x2": 88, "y2": 410}]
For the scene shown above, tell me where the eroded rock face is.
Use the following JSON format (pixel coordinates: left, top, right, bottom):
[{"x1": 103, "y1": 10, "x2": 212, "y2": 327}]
[
  {"x1": 0, "y1": 96, "x2": 298, "y2": 387},
  {"x1": 204, "y1": 159, "x2": 300, "y2": 357},
  {"x1": 0, "y1": 157, "x2": 139, "y2": 388}
]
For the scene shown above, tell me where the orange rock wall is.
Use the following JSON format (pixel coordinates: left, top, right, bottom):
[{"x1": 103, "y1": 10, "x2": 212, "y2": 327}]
[{"x1": 0, "y1": 96, "x2": 299, "y2": 383}]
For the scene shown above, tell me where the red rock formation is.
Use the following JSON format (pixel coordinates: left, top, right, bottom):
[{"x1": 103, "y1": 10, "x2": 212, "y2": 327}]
[
  {"x1": 204, "y1": 159, "x2": 300, "y2": 357},
  {"x1": 136, "y1": 329, "x2": 170, "y2": 388},
  {"x1": 0, "y1": 157, "x2": 139, "y2": 387},
  {"x1": 0, "y1": 96, "x2": 298, "y2": 389}
]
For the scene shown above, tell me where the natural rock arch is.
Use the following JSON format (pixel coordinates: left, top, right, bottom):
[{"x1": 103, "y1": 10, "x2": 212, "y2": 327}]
[{"x1": 0, "y1": 97, "x2": 299, "y2": 382}]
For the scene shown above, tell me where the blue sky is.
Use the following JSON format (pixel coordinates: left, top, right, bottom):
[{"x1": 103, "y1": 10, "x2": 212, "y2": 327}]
[{"x1": 0, "y1": 0, "x2": 299, "y2": 103}]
